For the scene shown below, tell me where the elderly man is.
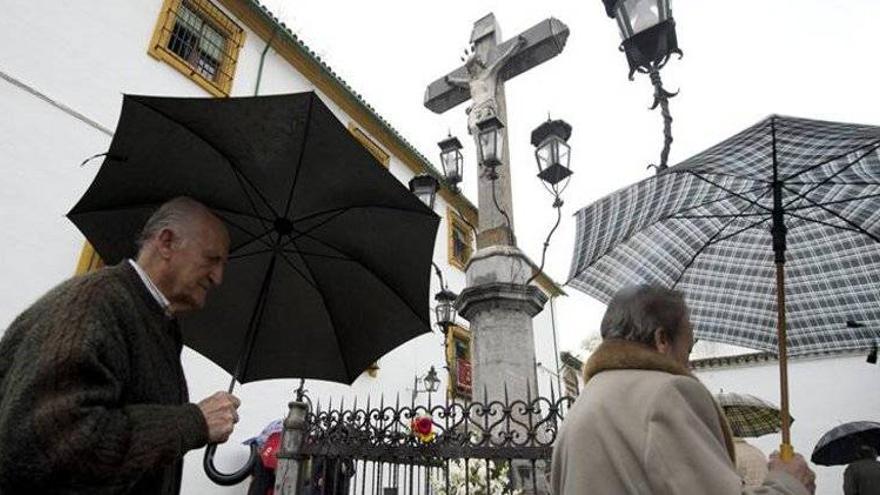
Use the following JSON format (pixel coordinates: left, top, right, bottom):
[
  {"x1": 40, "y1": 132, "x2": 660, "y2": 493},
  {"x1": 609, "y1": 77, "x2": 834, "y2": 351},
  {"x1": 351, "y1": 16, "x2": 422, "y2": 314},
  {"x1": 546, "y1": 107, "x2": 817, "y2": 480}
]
[
  {"x1": 0, "y1": 197, "x2": 240, "y2": 494},
  {"x1": 551, "y1": 285, "x2": 815, "y2": 495}
]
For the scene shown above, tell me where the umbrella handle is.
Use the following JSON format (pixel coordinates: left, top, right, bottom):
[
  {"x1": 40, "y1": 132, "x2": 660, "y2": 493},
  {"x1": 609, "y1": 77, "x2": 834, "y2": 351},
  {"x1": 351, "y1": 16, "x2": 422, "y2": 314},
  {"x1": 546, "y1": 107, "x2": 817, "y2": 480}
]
[
  {"x1": 203, "y1": 442, "x2": 258, "y2": 486},
  {"x1": 779, "y1": 442, "x2": 795, "y2": 461}
]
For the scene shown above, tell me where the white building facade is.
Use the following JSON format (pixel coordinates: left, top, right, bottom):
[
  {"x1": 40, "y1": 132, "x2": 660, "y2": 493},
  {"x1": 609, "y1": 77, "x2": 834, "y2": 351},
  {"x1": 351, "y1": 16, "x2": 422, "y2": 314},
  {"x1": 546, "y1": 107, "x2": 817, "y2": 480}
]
[{"x1": 0, "y1": 1, "x2": 565, "y2": 493}]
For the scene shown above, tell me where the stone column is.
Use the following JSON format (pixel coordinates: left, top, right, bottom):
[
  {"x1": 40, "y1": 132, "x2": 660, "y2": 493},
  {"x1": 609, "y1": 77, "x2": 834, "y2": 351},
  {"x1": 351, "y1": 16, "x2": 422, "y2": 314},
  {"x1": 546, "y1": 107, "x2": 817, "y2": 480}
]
[
  {"x1": 275, "y1": 399, "x2": 309, "y2": 495},
  {"x1": 455, "y1": 246, "x2": 547, "y2": 403}
]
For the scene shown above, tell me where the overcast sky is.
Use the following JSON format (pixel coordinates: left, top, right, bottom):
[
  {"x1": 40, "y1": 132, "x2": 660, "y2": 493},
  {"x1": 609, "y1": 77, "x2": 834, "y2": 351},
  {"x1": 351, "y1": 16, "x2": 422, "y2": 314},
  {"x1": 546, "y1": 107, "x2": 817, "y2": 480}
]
[{"x1": 260, "y1": 0, "x2": 880, "y2": 355}]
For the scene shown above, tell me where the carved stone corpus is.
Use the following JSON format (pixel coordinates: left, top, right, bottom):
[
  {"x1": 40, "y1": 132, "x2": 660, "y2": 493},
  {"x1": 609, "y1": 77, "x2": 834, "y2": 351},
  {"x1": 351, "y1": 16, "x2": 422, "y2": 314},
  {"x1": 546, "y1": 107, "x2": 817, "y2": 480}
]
[{"x1": 424, "y1": 16, "x2": 570, "y2": 115}]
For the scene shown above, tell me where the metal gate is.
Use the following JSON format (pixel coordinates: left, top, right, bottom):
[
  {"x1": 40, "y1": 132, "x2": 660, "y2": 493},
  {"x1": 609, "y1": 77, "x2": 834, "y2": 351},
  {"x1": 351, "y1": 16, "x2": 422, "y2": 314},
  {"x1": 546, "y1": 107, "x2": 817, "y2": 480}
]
[{"x1": 274, "y1": 387, "x2": 574, "y2": 495}]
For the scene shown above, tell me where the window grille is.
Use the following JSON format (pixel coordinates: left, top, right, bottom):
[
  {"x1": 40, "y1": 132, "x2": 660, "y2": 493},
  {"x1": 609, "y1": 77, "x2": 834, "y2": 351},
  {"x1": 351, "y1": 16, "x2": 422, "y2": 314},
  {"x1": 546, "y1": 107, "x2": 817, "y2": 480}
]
[
  {"x1": 446, "y1": 209, "x2": 474, "y2": 270},
  {"x1": 148, "y1": 0, "x2": 245, "y2": 96}
]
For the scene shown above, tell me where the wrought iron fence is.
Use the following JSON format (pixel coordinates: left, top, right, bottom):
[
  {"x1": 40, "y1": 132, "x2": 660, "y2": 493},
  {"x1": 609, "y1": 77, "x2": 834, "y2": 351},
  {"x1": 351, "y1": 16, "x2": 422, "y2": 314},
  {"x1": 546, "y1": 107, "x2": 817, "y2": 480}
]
[{"x1": 275, "y1": 387, "x2": 574, "y2": 495}]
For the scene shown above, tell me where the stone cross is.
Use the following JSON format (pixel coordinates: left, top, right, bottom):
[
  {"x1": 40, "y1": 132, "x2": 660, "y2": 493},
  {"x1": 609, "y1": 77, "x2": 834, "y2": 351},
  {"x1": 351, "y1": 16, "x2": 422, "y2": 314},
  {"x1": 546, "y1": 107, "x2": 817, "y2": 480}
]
[{"x1": 425, "y1": 13, "x2": 569, "y2": 248}]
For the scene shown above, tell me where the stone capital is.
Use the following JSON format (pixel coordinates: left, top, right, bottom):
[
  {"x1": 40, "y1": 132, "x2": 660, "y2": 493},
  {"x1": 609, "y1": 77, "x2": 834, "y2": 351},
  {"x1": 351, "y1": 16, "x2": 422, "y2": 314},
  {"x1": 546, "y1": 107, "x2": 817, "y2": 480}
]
[{"x1": 455, "y1": 282, "x2": 548, "y2": 321}]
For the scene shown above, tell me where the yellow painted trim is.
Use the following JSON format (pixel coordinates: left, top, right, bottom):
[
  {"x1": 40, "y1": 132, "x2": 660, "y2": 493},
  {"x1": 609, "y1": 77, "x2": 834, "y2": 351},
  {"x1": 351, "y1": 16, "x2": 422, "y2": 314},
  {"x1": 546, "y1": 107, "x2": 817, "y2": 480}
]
[
  {"x1": 446, "y1": 207, "x2": 473, "y2": 271},
  {"x1": 445, "y1": 324, "x2": 472, "y2": 400},
  {"x1": 75, "y1": 242, "x2": 105, "y2": 275},
  {"x1": 148, "y1": 0, "x2": 245, "y2": 97},
  {"x1": 347, "y1": 123, "x2": 390, "y2": 167}
]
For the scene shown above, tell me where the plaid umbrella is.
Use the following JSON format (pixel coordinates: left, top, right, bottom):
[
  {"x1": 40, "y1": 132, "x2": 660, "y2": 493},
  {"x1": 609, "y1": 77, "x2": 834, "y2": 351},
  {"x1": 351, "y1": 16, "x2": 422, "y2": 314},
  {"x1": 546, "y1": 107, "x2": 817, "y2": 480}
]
[
  {"x1": 716, "y1": 392, "x2": 790, "y2": 438},
  {"x1": 811, "y1": 421, "x2": 880, "y2": 466},
  {"x1": 568, "y1": 115, "x2": 880, "y2": 456}
]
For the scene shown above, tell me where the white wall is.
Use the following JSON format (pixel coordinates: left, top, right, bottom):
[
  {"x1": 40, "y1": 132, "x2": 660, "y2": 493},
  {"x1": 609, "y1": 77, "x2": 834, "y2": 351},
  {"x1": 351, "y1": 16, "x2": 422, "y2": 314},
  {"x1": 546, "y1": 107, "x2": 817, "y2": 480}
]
[
  {"x1": 0, "y1": 2, "x2": 565, "y2": 493},
  {"x1": 695, "y1": 354, "x2": 880, "y2": 495}
]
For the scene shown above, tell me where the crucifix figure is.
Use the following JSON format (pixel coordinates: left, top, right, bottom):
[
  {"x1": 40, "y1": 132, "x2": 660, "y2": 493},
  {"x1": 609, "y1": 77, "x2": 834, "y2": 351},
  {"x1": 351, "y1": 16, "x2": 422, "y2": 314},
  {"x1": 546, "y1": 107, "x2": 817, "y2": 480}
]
[
  {"x1": 444, "y1": 34, "x2": 526, "y2": 132},
  {"x1": 425, "y1": 13, "x2": 569, "y2": 248}
]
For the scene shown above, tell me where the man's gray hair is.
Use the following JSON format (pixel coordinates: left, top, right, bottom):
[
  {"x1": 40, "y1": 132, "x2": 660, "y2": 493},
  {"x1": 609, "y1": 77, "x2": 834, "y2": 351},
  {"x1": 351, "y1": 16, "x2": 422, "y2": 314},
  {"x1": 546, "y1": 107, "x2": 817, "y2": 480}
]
[
  {"x1": 136, "y1": 196, "x2": 212, "y2": 252},
  {"x1": 600, "y1": 285, "x2": 688, "y2": 345}
]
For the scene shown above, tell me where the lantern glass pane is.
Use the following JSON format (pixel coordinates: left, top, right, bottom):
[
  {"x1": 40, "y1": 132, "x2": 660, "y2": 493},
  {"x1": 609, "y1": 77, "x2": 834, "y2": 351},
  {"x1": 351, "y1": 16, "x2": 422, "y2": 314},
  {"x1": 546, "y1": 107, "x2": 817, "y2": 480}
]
[
  {"x1": 479, "y1": 129, "x2": 495, "y2": 164},
  {"x1": 441, "y1": 151, "x2": 462, "y2": 182},
  {"x1": 619, "y1": 0, "x2": 667, "y2": 38}
]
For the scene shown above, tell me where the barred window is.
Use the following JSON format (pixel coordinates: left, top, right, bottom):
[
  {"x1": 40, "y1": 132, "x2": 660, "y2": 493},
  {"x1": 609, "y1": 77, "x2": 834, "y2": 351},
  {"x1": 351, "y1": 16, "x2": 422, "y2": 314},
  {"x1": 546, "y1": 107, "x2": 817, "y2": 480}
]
[
  {"x1": 149, "y1": 0, "x2": 245, "y2": 97},
  {"x1": 447, "y1": 208, "x2": 474, "y2": 270}
]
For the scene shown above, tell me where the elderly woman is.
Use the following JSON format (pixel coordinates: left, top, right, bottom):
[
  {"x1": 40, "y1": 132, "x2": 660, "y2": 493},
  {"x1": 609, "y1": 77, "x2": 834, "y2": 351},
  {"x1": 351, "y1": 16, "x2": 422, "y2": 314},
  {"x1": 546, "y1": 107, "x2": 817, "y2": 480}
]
[{"x1": 551, "y1": 285, "x2": 815, "y2": 494}]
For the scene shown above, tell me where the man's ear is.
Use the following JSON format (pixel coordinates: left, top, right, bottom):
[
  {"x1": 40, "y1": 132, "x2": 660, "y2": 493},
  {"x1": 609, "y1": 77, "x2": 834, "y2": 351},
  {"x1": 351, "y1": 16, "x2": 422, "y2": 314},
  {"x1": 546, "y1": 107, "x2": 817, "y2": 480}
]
[{"x1": 156, "y1": 228, "x2": 176, "y2": 259}]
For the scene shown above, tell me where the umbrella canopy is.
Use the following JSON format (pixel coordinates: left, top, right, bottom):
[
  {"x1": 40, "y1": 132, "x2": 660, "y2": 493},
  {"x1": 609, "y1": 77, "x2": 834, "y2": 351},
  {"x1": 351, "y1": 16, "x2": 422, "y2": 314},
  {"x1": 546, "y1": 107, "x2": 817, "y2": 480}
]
[
  {"x1": 812, "y1": 421, "x2": 880, "y2": 466},
  {"x1": 716, "y1": 392, "x2": 790, "y2": 438},
  {"x1": 568, "y1": 114, "x2": 880, "y2": 455},
  {"x1": 569, "y1": 115, "x2": 880, "y2": 355},
  {"x1": 69, "y1": 92, "x2": 439, "y2": 385}
]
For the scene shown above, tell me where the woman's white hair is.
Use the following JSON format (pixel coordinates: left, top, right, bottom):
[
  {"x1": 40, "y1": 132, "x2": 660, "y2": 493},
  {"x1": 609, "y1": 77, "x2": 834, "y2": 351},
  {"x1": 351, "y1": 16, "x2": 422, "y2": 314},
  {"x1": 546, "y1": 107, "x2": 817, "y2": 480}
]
[{"x1": 600, "y1": 285, "x2": 688, "y2": 345}]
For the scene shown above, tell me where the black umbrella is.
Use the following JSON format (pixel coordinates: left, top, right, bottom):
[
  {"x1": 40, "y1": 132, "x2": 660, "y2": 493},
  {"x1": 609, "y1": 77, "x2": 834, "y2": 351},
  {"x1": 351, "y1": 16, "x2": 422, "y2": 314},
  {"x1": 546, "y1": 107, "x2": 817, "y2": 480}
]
[
  {"x1": 68, "y1": 92, "x2": 439, "y2": 482},
  {"x1": 568, "y1": 115, "x2": 880, "y2": 458},
  {"x1": 812, "y1": 421, "x2": 880, "y2": 466}
]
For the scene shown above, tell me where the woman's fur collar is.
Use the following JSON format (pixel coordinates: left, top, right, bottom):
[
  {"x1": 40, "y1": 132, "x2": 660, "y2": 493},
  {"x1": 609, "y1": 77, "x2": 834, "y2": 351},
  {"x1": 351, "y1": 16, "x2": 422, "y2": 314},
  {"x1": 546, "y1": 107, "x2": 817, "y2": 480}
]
[
  {"x1": 583, "y1": 339, "x2": 737, "y2": 463},
  {"x1": 583, "y1": 339, "x2": 691, "y2": 383}
]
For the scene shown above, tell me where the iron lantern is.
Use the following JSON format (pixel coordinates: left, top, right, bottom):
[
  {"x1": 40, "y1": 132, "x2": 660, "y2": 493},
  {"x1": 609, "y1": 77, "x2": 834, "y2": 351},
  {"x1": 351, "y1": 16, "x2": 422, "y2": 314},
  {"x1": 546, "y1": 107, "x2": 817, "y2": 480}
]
[
  {"x1": 531, "y1": 119, "x2": 573, "y2": 187},
  {"x1": 434, "y1": 288, "x2": 458, "y2": 333},
  {"x1": 408, "y1": 174, "x2": 440, "y2": 210},
  {"x1": 423, "y1": 366, "x2": 441, "y2": 393},
  {"x1": 475, "y1": 115, "x2": 505, "y2": 168},
  {"x1": 602, "y1": 0, "x2": 681, "y2": 79},
  {"x1": 438, "y1": 135, "x2": 464, "y2": 188}
]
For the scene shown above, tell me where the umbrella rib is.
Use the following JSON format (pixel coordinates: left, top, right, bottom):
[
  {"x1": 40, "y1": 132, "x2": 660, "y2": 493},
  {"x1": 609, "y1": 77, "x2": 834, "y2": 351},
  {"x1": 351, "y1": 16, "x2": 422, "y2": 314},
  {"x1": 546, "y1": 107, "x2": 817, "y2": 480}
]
[
  {"x1": 781, "y1": 139, "x2": 880, "y2": 183},
  {"x1": 271, "y1": 248, "x2": 321, "y2": 292},
  {"x1": 292, "y1": 204, "x2": 439, "y2": 224},
  {"x1": 229, "y1": 226, "x2": 274, "y2": 254},
  {"x1": 688, "y1": 171, "x2": 774, "y2": 214},
  {"x1": 780, "y1": 143, "x2": 880, "y2": 210},
  {"x1": 787, "y1": 192, "x2": 880, "y2": 212},
  {"x1": 786, "y1": 181, "x2": 880, "y2": 186},
  {"x1": 129, "y1": 98, "x2": 279, "y2": 222},
  {"x1": 289, "y1": 227, "x2": 431, "y2": 327},
  {"x1": 287, "y1": 236, "x2": 352, "y2": 381},
  {"x1": 782, "y1": 184, "x2": 880, "y2": 244},
  {"x1": 782, "y1": 210, "x2": 867, "y2": 237},
  {"x1": 280, "y1": 209, "x2": 349, "y2": 251},
  {"x1": 228, "y1": 247, "x2": 275, "y2": 261},
  {"x1": 671, "y1": 186, "x2": 774, "y2": 289},
  {"x1": 282, "y1": 249, "x2": 352, "y2": 262},
  {"x1": 282, "y1": 94, "x2": 314, "y2": 219}
]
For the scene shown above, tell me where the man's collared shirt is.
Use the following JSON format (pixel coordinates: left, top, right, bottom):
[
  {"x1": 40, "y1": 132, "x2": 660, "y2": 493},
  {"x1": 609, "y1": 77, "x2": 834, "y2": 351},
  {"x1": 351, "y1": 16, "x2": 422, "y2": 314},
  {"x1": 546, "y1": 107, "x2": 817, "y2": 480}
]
[{"x1": 128, "y1": 259, "x2": 172, "y2": 317}]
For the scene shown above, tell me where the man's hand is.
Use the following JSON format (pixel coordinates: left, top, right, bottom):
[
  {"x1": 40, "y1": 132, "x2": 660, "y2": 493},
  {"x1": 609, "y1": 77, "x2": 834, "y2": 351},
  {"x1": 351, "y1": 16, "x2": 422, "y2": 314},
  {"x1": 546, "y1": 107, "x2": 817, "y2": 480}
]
[
  {"x1": 197, "y1": 391, "x2": 240, "y2": 443},
  {"x1": 769, "y1": 452, "x2": 816, "y2": 494}
]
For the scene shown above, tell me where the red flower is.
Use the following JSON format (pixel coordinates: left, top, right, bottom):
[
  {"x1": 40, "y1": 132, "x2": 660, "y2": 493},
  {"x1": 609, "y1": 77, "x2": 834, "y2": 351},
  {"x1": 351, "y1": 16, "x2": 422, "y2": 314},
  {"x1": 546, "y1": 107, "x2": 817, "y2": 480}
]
[{"x1": 411, "y1": 415, "x2": 435, "y2": 442}]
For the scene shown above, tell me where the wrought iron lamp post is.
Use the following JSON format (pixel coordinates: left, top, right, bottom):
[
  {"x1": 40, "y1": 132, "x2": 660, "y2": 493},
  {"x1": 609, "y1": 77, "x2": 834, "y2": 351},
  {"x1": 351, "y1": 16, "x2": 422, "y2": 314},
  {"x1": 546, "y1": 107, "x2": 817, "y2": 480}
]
[
  {"x1": 527, "y1": 118, "x2": 573, "y2": 285},
  {"x1": 602, "y1": 0, "x2": 682, "y2": 172}
]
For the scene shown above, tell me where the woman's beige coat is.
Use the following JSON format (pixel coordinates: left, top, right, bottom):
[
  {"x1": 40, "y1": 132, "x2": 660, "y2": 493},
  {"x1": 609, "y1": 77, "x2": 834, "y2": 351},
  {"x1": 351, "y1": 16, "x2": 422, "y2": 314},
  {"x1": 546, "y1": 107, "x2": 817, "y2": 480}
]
[{"x1": 551, "y1": 340, "x2": 809, "y2": 495}]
